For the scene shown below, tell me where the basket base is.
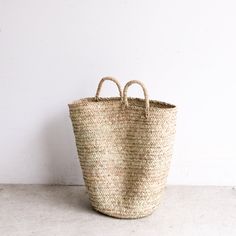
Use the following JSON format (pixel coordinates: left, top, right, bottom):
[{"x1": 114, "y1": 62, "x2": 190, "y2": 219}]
[{"x1": 91, "y1": 205, "x2": 157, "y2": 219}]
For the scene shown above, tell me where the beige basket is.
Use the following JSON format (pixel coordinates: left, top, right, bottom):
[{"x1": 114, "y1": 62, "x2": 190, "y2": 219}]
[{"x1": 69, "y1": 77, "x2": 177, "y2": 219}]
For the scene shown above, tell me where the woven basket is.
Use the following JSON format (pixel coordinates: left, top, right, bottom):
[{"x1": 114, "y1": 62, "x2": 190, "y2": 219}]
[{"x1": 69, "y1": 77, "x2": 177, "y2": 219}]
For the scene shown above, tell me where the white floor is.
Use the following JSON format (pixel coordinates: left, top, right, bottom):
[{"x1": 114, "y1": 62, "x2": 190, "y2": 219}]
[{"x1": 0, "y1": 185, "x2": 235, "y2": 236}]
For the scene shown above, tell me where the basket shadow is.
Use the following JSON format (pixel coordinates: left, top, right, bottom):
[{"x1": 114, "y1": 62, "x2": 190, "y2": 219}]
[
  {"x1": 39, "y1": 110, "x2": 107, "y2": 215},
  {"x1": 41, "y1": 110, "x2": 82, "y2": 185}
]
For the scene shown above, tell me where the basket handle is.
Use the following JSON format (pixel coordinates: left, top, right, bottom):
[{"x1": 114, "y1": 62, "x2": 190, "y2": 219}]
[
  {"x1": 95, "y1": 77, "x2": 123, "y2": 101},
  {"x1": 123, "y1": 80, "x2": 149, "y2": 118}
]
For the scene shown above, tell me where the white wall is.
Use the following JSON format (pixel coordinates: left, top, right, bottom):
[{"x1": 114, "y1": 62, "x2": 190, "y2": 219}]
[{"x1": 1, "y1": 0, "x2": 236, "y2": 185}]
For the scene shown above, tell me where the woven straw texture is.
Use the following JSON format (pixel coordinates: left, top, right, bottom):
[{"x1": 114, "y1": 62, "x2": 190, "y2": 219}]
[{"x1": 69, "y1": 77, "x2": 177, "y2": 219}]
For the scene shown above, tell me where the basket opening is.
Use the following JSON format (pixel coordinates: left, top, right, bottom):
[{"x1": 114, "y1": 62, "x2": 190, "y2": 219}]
[{"x1": 69, "y1": 97, "x2": 176, "y2": 109}]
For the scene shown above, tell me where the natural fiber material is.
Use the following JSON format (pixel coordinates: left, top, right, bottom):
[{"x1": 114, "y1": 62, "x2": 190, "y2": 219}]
[{"x1": 68, "y1": 77, "x2": 177, "y2": 219}]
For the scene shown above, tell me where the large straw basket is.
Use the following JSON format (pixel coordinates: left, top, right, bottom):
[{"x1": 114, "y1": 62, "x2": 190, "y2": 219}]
[{"x1": 68, "y1": 77, "x2": 177, "y2": 219}]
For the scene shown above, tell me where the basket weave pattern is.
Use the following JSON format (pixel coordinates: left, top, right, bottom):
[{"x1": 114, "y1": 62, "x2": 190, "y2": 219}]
[{"x1": 69, "y1": 77, "x2": 177, "y2": 218}]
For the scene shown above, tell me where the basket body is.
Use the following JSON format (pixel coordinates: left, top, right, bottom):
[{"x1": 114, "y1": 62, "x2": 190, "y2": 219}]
[{"x1": 69, "y1": 97, "x2": 177, "y2": 219}]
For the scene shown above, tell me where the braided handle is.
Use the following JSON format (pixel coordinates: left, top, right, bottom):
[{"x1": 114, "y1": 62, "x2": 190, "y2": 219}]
[
  {"x1": 95, "y1": 77, "x2": 122, "y2": 101},
  {"x1": 123, "y1": 80, "x2": 149, "y2": 118}
]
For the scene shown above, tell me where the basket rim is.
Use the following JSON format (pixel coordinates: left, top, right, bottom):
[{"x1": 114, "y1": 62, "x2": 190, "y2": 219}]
[{"x1": 68, "y1": 97, "x2": 176, "y2": 110}]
